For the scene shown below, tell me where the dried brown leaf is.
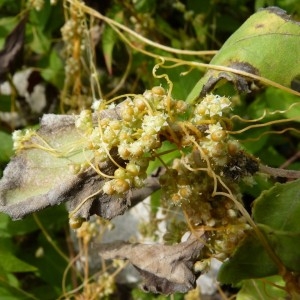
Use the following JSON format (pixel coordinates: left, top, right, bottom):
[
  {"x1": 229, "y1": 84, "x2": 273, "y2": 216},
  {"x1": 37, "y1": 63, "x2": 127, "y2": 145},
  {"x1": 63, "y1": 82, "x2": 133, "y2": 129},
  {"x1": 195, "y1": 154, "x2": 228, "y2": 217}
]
[{"x1": 96, "y1": 234, "x2": 206, "y2": 294}]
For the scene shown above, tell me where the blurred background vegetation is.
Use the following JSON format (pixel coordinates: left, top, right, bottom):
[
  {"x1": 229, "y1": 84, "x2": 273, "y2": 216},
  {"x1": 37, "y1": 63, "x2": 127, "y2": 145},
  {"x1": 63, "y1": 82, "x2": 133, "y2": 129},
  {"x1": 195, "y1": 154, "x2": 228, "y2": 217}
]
[{"x1": 0, "y1": 0, "x2": 299, "y2": 299}]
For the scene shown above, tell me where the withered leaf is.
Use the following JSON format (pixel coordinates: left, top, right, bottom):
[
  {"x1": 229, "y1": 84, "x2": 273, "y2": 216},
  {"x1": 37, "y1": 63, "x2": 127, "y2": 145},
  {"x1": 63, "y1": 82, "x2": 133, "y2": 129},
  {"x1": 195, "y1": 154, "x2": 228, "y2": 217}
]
[
  {"x1": 96, "y1": 235, "x2": 206, "y2": 294},
  {"x1": 0, "y1": 108, "x2": 159, "y2": 220},
  {"x1": 0, "y1": 15, "x2": 27, "y2": 82}
]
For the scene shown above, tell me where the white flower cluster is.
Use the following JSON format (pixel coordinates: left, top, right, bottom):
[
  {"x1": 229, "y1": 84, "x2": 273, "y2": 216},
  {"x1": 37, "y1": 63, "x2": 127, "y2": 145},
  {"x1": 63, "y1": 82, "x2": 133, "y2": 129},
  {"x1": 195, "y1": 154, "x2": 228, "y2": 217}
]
[
  {"x1": 189, "y1": 94, "x2": 232, "y2": 166},
  {"x1": 73, "y1": 89, "x2": 235, "y2": 195},
  {"x1": 75, "y1": 109, "x2": 93, "y2": 134},
  {"x1": 74, "y1": 87, "x2": 177, "y2": 196},
  {"x1": 142, "y1": 114, "x2": 168, "y2": 135},
  {"x1": 91, "y1": 99, "x2": 105, "y2": 111},
  {"x1": 97, "y1": 272, "x2": 115, "y2": 297},
  {"x1": 201, "y1": 122, "x2": 228, "y2": 166},
  {"x1": 193, "y1": 94, "x2": 231, "y2": 123}
]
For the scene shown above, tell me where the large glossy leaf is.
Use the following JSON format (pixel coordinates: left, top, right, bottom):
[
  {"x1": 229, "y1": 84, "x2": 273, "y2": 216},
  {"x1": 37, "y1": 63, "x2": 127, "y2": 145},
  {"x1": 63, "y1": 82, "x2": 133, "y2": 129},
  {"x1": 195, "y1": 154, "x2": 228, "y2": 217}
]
[
  {"x1": 187, "y1": 7, "x2": 300, "y2": 101},
  {"x1": 258, "y1": 224, "x2": 300, "y2": 272},
  {"x1": 253, "y1": 179, "x2": 300, "y2": 272},
  {"x1": 236, "y1": 276, "x2": 287, "y2": 300},
  {"x1": 246, "y1": 87, "x2": 300, "y2": 124},
  {"x1": 217, "y1": 232, "x2": 277, "y2": 285},
  {"x1": 253, "y1": 179, "x2": 300, "y2": 231},
  {"x1": 218, "y1": 179, "x2": 300, "y2": 284}
]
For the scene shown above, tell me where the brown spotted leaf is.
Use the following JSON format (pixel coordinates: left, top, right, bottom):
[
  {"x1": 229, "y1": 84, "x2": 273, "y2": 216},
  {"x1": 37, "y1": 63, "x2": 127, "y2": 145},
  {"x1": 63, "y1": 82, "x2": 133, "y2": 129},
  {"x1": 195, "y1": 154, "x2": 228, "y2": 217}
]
[
  {"x1": 188, "y1": 7, "x2": 300, "y2": 100},
  {"x1": 96, "y1": 235, "x2": 206, "y2": 294}
]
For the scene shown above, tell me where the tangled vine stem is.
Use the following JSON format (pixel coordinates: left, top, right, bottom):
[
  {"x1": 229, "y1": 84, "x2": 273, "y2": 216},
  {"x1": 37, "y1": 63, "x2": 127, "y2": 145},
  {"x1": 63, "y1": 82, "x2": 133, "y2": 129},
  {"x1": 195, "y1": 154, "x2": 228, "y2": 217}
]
[
  {"x1": 66, "y1": 0, "x2": 217, "y2": 57},
  {"x1": 67, "y1": 0, "x2": 300, "y2": 99},
  {"x1": 10, "y1": 3, "x2": 300, "y2": 297}
]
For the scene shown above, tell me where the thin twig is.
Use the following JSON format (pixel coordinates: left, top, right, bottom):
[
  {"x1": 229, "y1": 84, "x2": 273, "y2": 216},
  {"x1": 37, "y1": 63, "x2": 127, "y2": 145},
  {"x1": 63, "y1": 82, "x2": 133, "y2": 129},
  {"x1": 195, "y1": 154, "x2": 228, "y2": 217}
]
[{"x1": 259, "y1": 164, "x2": 300, "y2": 179}]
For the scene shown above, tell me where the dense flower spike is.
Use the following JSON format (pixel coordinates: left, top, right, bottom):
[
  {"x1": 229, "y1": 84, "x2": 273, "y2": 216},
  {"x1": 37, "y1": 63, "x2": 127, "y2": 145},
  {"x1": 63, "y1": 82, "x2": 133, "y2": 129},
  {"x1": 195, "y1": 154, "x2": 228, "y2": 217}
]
[{"x1": 61, "y1": 90, "x2": 236, "y2": 197}]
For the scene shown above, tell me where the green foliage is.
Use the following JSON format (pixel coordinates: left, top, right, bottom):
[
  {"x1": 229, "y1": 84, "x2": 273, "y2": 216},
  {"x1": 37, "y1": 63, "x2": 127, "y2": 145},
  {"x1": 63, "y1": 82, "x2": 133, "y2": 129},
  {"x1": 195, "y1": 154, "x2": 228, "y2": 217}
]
[
  {"x1": 219, "y1": 179, "x2": 300, "y2": 289},
  {"x1": 218, "y1": 233, "x2": 278, "y2": 284},
  {"x1": 236, "y1": 276, "x2": 287, "y2": 300},
  {"x1": 254, "y1": 179, "x2": 300, "y2": 271},
  {"x1": 0, "y1": 206, "x2": 68, "y2": 299},
  {"x1": 0, "y1": 131, "x2": 13, "y2": 162}
]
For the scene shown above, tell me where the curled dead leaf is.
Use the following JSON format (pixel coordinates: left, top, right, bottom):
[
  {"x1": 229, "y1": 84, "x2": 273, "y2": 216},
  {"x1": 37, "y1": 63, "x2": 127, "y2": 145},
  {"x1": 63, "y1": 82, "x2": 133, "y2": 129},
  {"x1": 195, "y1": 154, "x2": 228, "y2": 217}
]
[
  {"x1": 95, "y1": 234, "x2": 206, "y2": 294},
  {"x1": 0, "y1": 108, "x2": 160, "y2": 220}
]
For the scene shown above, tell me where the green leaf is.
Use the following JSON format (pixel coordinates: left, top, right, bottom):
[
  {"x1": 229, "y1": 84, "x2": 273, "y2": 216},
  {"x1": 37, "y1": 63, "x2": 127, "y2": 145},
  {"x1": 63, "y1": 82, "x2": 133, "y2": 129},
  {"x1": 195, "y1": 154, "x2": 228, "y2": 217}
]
[
  {"x1": 0, "y1": 17, "x2": 18, "y2": 48},
  {"x1": 187, "y1": 7, "x2": 300, "y2": 101},
  {"x1": 252, "y1": 179, "x2": 300, "y2": 272},
  {"x1": 0, "y1": 241, "x2": 37, "y2": 273},
  {"x1": 0, "y1": 287, "x2": 31, "y2": 300},
  {"x1": 217, "y1": 232, "x2": 277, "y2": 285},
  {"x1": 0, "y1": 213, "x2": 10, "y2": 237},
  {"x1": 253, "y1": 179, "x2": 300, "y2": 231},
  {"x1": 0, "y1": 253, "x2": 36, "y2": 273},
  {"x1": 147, "y1": 141, "x2": 179, "y2": 174},
  {"x1": 0, "y1": 270, "x2": 36, "y2": 300},
  {"x1": 239, "y1": 126, "x2": 270, "y2": 154},
  {"x1": 102, "y1": 25, "x2": 118, "y2": 75},
  {"x1": 29, "y1": 0, "x2": 52, "y2": 31},
  {"x1": 134, "y1": 0, "x2": 156, "y2": 13},
  {"x1": 259, "y1": 224, "x2": 300, "y2": 272},
  {"x1": 40, "y1": 49, "x2": 64, "y2": 89},
  {"x1": 0, "y1": 94, "x2": 12, "y2": 112},
  {"x1": 240, "y1": 173, "x2": 273, "y2": 199},
  {"x1": 102, "y1": 11, "x2": 123, "y2": 75},
  {"x1": 6, "y1": 205, "x2": 67, "y2": 236},
  {"x1": 256, "y1": 146, "x2": 286, "y2": 167},
  {"x1": 0, "y1": 131, "x2": 13, "y2": 162},
  {"x1": 20, "y1": 233, "x2": 68, "y2": 290},
  {"x1": 169, "y1": 67, "x2": 203, "y2": 100},
  {"x1": 262, "y1": 88, "x2": 300, "y2": 120},
  {"x1": 29, "y1": 26, "x2": 50, "y2": 54},
  {"x1": 237, "y1": 276, "x2": 287, "y2": 300},
  {"x1": 219, "y1": 179, "x2": 300, "y2": 284}
]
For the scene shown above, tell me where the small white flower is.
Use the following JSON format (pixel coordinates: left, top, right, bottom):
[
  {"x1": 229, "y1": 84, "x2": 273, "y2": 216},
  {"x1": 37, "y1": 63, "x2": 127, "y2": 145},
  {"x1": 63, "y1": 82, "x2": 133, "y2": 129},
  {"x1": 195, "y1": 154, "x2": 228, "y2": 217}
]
[
  {"x1": 205, "y1": 123, "x2": 223, "y2": 140},
  {"x1": 91, "y1": 99, "x2": 103, "y2": 111},
  {"x1": 195, "y1": 94, "x2": 231, "y2": 118},
  {"x1": 108, "y1": 102, "x2": 116, "y2": 109},
  {"x1": 129, "y1": 141, "x2": 144, "y2": 157},
  {"x1": 12, "y1": 130, "x2": 23, "y2": 142},
  {"x1": 142, "y1": 114, "x2": 168, "y2": 135},
  {"x1": 75, "y1": 110, "x2": 92, "y2": 131},
  {"x1": 12, "y1": 130, "x2": 24, "y2": 151}
]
